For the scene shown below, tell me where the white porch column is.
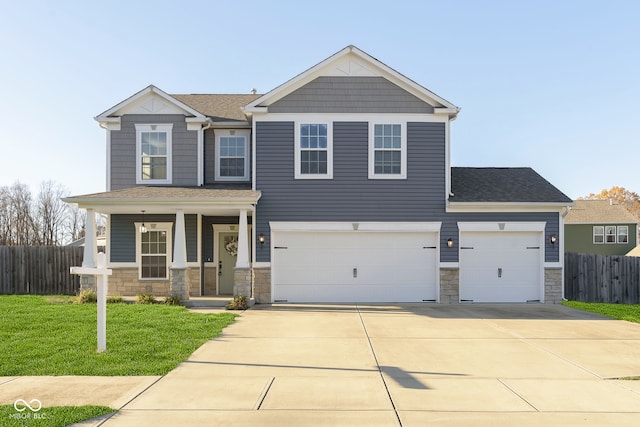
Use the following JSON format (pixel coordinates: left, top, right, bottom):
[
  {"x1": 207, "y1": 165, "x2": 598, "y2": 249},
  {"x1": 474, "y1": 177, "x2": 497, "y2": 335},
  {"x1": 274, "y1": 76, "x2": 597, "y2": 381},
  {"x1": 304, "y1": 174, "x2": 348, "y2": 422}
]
[
  {"x1": 236, "y1": 209, "x2": 250, "y2": 269},
  {"x1": 172, "y1": 209, "x2": 187, "y2": 269},
  {"x1": 82, "y1": 208, "x2": 97, "y2": 268}
]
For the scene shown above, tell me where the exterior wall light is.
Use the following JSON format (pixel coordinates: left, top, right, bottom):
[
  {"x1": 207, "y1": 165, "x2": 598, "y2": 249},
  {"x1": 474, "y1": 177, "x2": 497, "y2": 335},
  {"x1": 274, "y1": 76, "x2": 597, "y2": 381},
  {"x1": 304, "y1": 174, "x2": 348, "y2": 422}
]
[
  {"x1": 550, "y1": 235, "x2": 558, "y2": 246},
  {"x1": 140, "y1": 210, "x2": 148, "y2": 234},
  {"x1": 259, "y1": 233, "x2": 265, "y2": 248},
  {"x1": 447, "y1": 238, "x2": 454, "y2": 248}
]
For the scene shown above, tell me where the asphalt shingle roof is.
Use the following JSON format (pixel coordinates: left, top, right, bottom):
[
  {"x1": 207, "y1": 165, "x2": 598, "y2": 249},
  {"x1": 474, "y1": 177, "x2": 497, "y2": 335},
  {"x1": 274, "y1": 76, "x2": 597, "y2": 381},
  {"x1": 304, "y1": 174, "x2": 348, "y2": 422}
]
[
  {"x1": 450, "y1": 167, "x2": 573, "y2": 204},
  {"x1": 171, "y1": 94, "x2": 262, "y2": 122},
  {"x1": 565, "y1": 200, "x2": 639, "y2": 224}
]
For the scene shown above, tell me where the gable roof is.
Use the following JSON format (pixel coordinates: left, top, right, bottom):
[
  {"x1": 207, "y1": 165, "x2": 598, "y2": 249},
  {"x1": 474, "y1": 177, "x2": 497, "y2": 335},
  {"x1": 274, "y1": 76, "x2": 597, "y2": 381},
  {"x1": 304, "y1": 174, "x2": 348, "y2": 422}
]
[
  {"x1": 243, "y1": 45, "x2": 459, "y2": 117},
  {"x1": 450, "y1": 167, "x2": 573, "y2": 204},
  {"x1": 565, "y1": 200, "x2": 639, "y2": 224},
  {"x1": 95, "y1": 85, "x2": 207, "y2": 123}
]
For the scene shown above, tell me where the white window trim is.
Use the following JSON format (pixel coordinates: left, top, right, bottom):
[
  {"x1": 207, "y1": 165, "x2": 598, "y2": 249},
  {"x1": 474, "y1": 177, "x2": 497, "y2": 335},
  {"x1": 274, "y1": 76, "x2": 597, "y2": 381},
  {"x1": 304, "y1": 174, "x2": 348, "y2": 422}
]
[
  {"x1": 617, "y1": 225, "x2": 629, "y2": 244},
  {"x1": 135, "y1": 124, "x2": 173, "y2": 185},
  {"x1": 135, "y1": 222, "x2": 173, "y2": 280},
  {"x1": 368, "y1": 122, "x2": 407, "y2": 179},
  {"x1": 215, "y1": 129, "x2": 250, "y2": 182},
  {"x1": 294, "y1": 122, "x2": 333, "y2": 179},
  {"x1": 605, "y1": 225, "x2": 617, "y2": 244},
  {"x1": 593, "y1": 226, "x2": 604, "y2": 244}
]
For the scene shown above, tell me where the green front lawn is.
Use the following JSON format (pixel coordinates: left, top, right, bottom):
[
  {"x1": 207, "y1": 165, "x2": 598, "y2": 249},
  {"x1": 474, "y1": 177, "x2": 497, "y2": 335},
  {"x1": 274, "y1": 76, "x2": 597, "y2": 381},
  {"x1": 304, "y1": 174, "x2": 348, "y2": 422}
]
[
  {"x1": 0, "y1": 295, "x2": 236, "y2": 376},
  {"x1": 0, "y1": 404, "x2": 114, "y2": 427},
  {"x1": 563, "y1": 301, "x2": 640, "y2": 323}
]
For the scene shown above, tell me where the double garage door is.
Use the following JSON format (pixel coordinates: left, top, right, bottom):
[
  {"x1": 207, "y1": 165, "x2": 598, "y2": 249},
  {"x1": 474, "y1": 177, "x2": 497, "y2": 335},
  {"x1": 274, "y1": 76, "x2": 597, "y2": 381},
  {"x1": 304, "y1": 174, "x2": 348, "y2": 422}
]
[{"x1": 271, "y1": 223, "x2": 439, "y2": 303}]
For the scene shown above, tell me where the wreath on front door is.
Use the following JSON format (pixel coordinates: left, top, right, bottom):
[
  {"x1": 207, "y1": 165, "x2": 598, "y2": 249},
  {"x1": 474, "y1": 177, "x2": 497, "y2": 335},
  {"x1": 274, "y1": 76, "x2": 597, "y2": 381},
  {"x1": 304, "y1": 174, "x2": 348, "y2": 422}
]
[{"x1": 224, "y1": 237, "x2": 238, "y2": 257}]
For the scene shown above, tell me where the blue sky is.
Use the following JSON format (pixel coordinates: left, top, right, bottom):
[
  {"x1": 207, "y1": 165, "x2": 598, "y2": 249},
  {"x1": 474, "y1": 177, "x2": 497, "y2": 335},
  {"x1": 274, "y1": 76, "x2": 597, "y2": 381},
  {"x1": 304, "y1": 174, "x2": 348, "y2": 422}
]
[{"x1": 1, "y1": 0, "x2": 638, "y2": 199}]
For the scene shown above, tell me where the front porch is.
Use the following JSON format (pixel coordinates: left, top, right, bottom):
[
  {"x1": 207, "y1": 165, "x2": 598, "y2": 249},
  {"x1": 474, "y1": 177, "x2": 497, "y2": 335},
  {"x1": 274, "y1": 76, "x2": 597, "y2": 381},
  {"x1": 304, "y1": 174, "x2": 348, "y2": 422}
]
[{"x1": 64, "y1": 186, "x2": 262, "y2": 301}]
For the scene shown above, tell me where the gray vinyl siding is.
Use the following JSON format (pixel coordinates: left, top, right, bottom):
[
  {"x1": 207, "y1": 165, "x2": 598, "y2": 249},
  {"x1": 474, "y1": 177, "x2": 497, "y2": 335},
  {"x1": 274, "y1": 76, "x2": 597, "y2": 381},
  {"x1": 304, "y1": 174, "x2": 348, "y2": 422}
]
[
  {"x1": 440, "y1": 213, "x2": 561, "y2": 263},
  {"x1": 110, "y1": 214, "x2": 198, "y2": 263},
  {"x1": 269, "y1": 76, "x2": 435, "y2": 114},
  {"x1": 110, "y1": 115, "x2": 197, "y2": 190},
  {"x1": 254, "y1": 121, "x2": 562, "y2": 264},
  {"x1": 255, "y1": 121, "x2": 446, "y2": 261}
]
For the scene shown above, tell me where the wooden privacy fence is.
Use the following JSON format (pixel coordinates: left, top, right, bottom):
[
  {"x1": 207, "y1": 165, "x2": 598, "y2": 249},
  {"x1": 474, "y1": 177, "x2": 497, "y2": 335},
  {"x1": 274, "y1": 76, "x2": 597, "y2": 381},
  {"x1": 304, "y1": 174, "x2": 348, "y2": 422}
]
[
  {"x1": 0, "y1": 246, "x2": 84, "y2": 295},
  {"x1": 565, "y1": 252, "x2": 640, "y2": 303}
]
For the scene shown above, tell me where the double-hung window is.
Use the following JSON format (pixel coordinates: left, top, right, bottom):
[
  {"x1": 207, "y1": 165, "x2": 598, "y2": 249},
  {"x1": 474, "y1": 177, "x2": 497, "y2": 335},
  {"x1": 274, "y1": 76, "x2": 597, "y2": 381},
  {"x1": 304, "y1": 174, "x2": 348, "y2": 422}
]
[
  {"x1": 618, "y1": 225, "x2": 629, "y2": 244},
  {"x1": 593, "y1": 226, "x2": 604, "y2": 244},
  {"x1": 136, "y1": 124, "x2": 173, "y2": 184},
  {"x1": 136, "y1": 222, "x2": 172, "y2": 280},
  {"x1": 369, "y1": 123, "x2": 406, "y2": 179},
  {"x1": 295, "y1": 123, "x2": 333, "y2": 179},
  {"x1": 605, "y1": 226, "x2": 617, "y2": 243},
  {"x1": 216, "y1": 130, "x2": 250, "y2": 181}
]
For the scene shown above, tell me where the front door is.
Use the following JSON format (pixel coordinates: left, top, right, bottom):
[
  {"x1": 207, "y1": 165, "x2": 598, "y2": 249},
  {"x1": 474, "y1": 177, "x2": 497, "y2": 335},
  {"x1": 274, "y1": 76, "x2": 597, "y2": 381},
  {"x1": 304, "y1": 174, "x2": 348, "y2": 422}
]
[{"x1": 218, "y1": 231, "x2": 238, "y2": 295}]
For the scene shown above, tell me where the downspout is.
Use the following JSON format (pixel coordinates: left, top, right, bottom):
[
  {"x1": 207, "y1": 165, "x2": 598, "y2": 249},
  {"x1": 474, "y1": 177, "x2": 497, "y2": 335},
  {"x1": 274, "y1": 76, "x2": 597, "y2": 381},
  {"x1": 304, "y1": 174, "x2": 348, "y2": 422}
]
[
  {"x1": 98, "y1": 122, "x2": 111, "y2": 192},
  {"x1": 198, "y1": 119, "x2": 214, "y2": 186}
]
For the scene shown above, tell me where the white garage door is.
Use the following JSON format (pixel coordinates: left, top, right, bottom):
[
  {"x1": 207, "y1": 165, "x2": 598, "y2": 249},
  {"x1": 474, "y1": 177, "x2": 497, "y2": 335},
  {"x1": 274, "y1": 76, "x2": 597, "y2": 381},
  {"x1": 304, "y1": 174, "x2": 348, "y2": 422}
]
[
  {"x1": 271, "y1": 226, "x2": 439, "y2": 303},
  {"x1": 459, "y1": 231, "x2": 542, "y2": 303}
]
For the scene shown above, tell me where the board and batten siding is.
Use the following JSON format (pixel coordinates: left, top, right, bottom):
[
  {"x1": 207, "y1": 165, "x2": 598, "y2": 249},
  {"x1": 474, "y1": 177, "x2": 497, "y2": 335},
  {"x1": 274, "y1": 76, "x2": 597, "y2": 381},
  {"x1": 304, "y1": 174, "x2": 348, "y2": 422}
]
[
  {"x1": 255, "y1": 120, "x2": 446, "y2": 262},
  {"x1": 268, "y1": 76, "x2": 435, "y2": 114},
  {"x1": 110, "y1": 114, "x2": 197, "y2": 190},
  {"x1": 110, "y1": 214, "x2": 198, "y2": 263}
]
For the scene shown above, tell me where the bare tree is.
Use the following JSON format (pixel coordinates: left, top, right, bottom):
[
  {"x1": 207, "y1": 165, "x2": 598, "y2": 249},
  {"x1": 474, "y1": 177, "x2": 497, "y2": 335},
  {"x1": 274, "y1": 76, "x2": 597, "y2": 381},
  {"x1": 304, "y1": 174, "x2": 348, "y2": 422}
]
[
  {"x1": 36, "y1": 180, "x2": 69, "y2": 245},
  {"x1": 4, "y1": 182, "x2": 38, "y2": 245},
  {"x1": 65, "y1": 204, "x2": 87, "y2": 243}
]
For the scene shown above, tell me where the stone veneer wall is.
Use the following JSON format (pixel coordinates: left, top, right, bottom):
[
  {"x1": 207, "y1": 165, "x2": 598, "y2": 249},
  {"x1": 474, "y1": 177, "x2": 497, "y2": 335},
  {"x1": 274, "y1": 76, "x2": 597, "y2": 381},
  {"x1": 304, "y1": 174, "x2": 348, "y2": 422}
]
[
  {"x1": 544, "y1": 267, "x2": 563, "y2": 304},
  {"x1": 253, "y1": 267, "x2": 271, "y2": 304},
  {"x1": 440, "y1": 268, "x2": 459, "y2": 304},
  {"x1": 108, "y1": 268, "x2": 201, "y2": 297},
  {"x1": 227, "y1": 266, "x2": 563, "y2": 305}
]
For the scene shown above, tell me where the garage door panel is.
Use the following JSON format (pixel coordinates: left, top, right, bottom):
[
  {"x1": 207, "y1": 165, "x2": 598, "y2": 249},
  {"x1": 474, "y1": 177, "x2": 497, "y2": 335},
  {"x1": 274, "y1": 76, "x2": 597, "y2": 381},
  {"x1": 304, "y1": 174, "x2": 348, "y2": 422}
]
[
  {"x1": 272, "y1": 230, "x2": 438, "y2": 303},
  {"x1": 460, "y1": 232, "x2": 542, "y2": 303}
]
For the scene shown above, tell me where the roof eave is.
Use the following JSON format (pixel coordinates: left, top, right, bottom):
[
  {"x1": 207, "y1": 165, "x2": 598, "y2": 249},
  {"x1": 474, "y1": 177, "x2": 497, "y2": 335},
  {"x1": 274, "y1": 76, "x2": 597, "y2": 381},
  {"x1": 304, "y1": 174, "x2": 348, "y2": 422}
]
[{"x1": 447, "y1": 201, "x2": 574, "y2": 213}]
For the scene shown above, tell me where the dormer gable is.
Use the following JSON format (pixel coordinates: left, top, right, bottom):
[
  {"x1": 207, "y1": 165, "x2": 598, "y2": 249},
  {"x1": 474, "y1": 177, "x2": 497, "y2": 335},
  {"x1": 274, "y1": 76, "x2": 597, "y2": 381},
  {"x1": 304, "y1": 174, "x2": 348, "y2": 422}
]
[{"x1": 95, "y1": 85, "x2": 208, "y2": 130}]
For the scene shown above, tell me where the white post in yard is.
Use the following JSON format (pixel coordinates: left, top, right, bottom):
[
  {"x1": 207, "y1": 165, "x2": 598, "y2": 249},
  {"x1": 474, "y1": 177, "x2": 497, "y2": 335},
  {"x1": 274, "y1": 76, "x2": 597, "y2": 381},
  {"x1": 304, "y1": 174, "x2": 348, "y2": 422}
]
[{"x1": 71, "y1": 252, "x2": 112, "y2": 353}]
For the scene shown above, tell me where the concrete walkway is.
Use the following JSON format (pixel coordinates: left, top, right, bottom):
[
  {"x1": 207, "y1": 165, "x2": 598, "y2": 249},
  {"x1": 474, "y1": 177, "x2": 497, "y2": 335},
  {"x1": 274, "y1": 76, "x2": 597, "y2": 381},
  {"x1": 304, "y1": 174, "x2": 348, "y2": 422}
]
[{"x1": 4, "y1": 303, "x2": 640, "y2": 426}]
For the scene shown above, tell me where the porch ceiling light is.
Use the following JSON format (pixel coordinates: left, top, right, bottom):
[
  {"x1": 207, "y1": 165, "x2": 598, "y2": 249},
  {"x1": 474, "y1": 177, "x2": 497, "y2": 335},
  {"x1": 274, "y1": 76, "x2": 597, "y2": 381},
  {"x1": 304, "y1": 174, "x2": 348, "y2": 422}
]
[
  {"x1": 140, "y1": 210, "x2": 148, "y2": 234},
  {"x1": 447, "y1": 238, "x2": 454, "y2": 248}
]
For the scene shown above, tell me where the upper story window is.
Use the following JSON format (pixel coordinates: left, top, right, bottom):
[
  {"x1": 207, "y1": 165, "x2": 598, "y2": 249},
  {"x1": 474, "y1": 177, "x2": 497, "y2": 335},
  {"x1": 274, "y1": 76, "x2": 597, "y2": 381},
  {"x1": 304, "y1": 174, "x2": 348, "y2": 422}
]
[
  {"x1": 594, "y1": 225, "x2": 630, "y2": 244},
  {"x1": 295, "y1": 123, "x2": 333, "y2": 179},
  {"x1": 369, "y1": 123, "x2": 406, "y2": 179},
  {"x1": 593, "y1": 226, "x2": 604, "y2": 244},
  {"x1": 215, "y1": 130, "x2": 250, "y2": 181},
  {"x1": 617, "y1": 225, "x2": 629, "y2": 243},
  {"x1": 136, "y1": 124, "x2": 173, "y2": 184}
]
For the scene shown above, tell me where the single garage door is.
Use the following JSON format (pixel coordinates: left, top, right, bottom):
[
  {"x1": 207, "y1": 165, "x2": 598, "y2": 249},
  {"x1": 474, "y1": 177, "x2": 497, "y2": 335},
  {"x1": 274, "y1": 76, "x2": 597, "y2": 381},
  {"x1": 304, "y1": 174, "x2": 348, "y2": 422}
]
[
  {"x1": 459, "y1": 231, "x2": 543, "y2": 303},
  {"x1": 271, "y1": 225, "x2": 439, "y2": 303}
]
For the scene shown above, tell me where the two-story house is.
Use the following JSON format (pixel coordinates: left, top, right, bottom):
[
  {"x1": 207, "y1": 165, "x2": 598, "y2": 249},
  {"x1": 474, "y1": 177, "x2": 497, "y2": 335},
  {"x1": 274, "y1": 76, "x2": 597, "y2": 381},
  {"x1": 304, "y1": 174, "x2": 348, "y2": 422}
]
[
  {"x1": 65, "y1": 45, "x2": 573, "y2": 304},
  {"x1": 565, "y1": 200, "x2": 639, "y2": 256}
]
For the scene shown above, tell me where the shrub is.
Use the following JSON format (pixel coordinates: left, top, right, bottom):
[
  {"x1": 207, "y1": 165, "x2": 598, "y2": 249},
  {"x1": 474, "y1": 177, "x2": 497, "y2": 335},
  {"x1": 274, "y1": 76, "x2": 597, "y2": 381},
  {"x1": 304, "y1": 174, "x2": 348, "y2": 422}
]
[
  {"x1": 164, "y1": 294, "x2": 182, "y2": 306},
  {"x1": 226, "y1": 295, "x2": 248, "y2": 310},
  {"x1": 74, "y1": 289, "x2": 97, "y2": 304},
  {"x1": 136, "y1": 293, "x2": 157, "y2": 304},
  {"x1": 107, "y1": 295, "x2": 124, "y2": 304}
]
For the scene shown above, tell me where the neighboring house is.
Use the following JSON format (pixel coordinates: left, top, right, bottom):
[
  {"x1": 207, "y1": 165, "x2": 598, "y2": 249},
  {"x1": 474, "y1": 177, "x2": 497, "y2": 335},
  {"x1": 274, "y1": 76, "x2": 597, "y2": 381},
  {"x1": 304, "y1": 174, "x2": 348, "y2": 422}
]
[
  {"x1": 64, "y1": 45, "x2": 573, "y2": 304},
  {"x1": 565, "y1": 200, "x2": 639, "y2": 256}
]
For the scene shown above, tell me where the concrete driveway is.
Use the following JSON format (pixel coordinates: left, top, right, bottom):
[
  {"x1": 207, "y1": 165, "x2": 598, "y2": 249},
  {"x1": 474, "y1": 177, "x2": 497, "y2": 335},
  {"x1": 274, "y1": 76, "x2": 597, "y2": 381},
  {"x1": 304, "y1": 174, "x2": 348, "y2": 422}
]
[{"x1": 104, "y1": 303, "x2": 640, "y2": 426}]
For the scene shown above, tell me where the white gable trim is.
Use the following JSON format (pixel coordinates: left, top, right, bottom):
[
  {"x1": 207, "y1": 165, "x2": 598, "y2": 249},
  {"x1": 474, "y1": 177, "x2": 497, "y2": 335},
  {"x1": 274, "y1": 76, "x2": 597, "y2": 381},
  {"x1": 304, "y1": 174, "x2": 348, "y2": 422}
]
[
  {"x1": 243, "y1": 45, "x2": 459, "y2": 117},
  {"x1": 95, "y1": 85, "x2": 207, "y2": 124}
]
